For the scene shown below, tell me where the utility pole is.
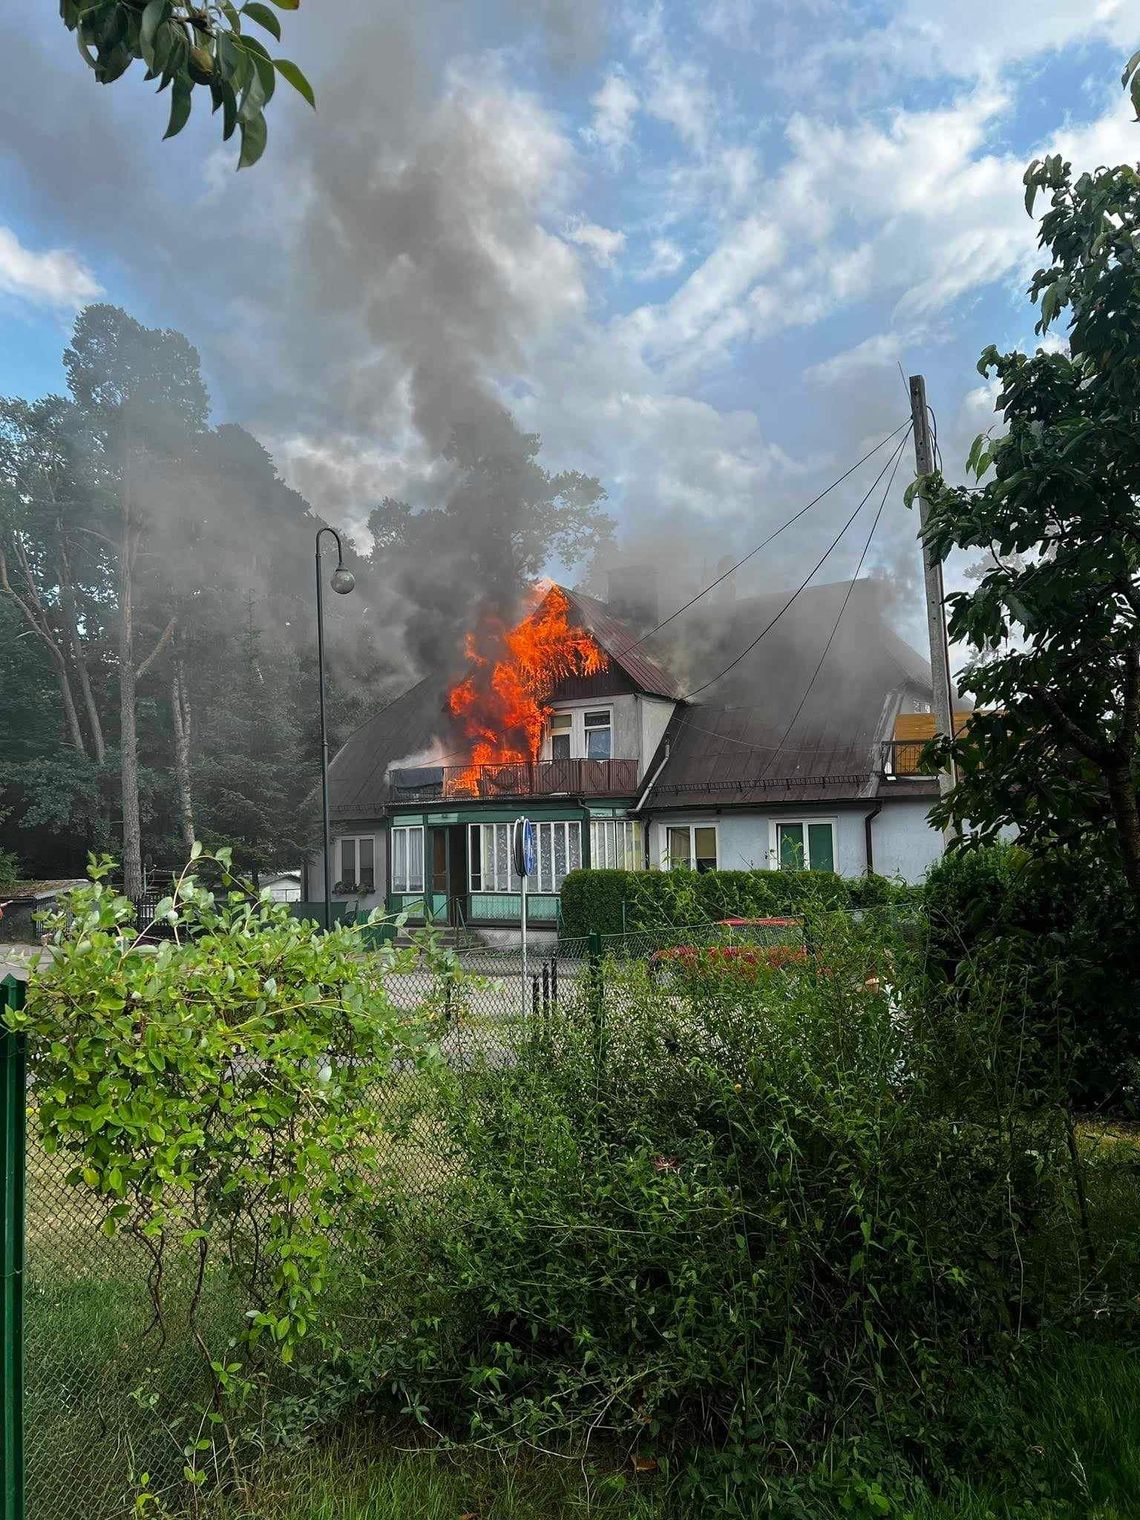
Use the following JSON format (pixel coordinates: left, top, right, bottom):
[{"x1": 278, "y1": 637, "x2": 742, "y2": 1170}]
[{"x1": 909, "y1": 374, "x2": 957, "y2": 800}]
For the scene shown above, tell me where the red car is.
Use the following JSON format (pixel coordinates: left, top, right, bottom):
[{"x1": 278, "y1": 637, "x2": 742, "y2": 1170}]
[{"x1": 649, "y1": 918, "x2": 807, "y2": 984}]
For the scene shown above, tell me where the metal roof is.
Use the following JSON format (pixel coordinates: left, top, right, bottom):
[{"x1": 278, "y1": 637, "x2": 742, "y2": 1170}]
[{"x1": 561, "y1": 587, "x2": 681, "y2": 699}]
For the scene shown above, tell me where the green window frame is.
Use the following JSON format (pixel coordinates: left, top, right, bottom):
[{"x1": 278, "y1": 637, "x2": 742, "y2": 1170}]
[{"x1": 773, "y1": 819, "x2": 836, "y2": 873}]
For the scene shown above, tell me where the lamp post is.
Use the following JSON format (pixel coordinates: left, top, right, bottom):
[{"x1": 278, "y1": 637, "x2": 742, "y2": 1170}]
[{"x1": 315, "y1": 527, "x2": 355, "y2": 931}]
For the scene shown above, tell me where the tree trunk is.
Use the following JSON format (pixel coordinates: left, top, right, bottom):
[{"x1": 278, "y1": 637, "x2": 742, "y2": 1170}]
[
  {"x1": 1105, "y1": 762, "x2": 1140, "y2": 909},
  {"x1": 57, "y1": 531, "x2": 106, "y2": 763},
  {"x1": 48, "y1": 641, "x2": 87, "y2": 756},
  {"x1": 172, "y1": 659, "x2": 195, "y2": 855},
  {"x1": 1, "y1": 545, "x2": 88, "y2": 758},
  {"x1": 119, "y1": 503, "x2": 143, "y2": 900}
]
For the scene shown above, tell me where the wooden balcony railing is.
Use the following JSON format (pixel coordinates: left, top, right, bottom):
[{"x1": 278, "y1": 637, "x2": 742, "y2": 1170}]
[
  {"x1": 388, "y1": 757, "x2": 639, "y2": 802},
  {"x1": 880, "y1": 739, "x2": 932, "y2": 777}
]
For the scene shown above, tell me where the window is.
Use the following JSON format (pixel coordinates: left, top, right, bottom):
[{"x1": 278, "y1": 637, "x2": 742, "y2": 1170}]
[
  {"x1": 590, "y1": 818, "x2": 645, "y2": 870},
  {"x1": 664, "y1": 824, "x2": 718, "y2": 873},
  {"x1": 773, "y1": 820, "x2": 836, "y2": 873},
  {"x1": 469, "y1": 821, "x2": 582, "y2": 893},
  {"x1": 584, "y1": 710, "x2": 612, "y2": 760},
  {"x1": 546, "y1": 706, "x2": 614, "y2": 761},
  {"x1": 390, "y1": 825, "x2": 424, "y2": 893},
  {"x1": 337, "y1": 836, "x2": 376, "y2": 892},
  {"x1": 550, "y1": 711, "x2": 572, "y2": 760}
]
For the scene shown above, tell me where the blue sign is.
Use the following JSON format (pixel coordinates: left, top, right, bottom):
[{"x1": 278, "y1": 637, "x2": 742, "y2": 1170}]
[{"x1": 513, "y1": 816, "x2": 537, "y2": 878}]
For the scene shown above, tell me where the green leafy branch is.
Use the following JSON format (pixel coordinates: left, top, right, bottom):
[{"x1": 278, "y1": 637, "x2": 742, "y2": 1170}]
[{"x1": 60, "y1": 0, "x2": 315, "y2": 168}]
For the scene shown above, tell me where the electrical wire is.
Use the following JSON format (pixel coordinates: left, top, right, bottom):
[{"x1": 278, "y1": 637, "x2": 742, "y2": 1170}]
[
  {"x1": 602, "y1": 417, "x2": 912, "y2": 665},
  {"x1": 679, "y1": 428, "x2": 913, "y2": 703},
  {"x1": 758, "y1": 429, "x2": 907, "y2": 772}
]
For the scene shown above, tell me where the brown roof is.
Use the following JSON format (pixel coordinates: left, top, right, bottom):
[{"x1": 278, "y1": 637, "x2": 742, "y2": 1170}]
[
  {"x1": 642, "y1": 580, "x2": 934, "y2": 808},
  {"x1": 561, "y1": 587, "x2": 681, "y2": 699}
]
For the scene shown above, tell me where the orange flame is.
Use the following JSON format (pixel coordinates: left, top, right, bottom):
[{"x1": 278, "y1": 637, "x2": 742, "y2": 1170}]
[{"x1": 445, "y1": 586, "x2": 608, "y2": 795}]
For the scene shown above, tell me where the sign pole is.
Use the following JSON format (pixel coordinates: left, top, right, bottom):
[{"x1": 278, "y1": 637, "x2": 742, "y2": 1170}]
[
  {"x1": 521, "y1": 871, "x2": 528, "y2": 1023},
  {"x1": 514, "y1": 817, "x2": 535, "y2": 1024}
]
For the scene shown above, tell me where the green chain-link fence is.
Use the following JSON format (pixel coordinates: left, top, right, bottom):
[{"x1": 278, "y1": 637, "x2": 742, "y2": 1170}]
[{"x1": 2, "y1": 916, "x2": 834, "y2": 1520}]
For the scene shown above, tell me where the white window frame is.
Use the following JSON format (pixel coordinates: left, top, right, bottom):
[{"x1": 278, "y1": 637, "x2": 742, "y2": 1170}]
[
  {"x1": 661, "y1": 822, "x2": 719, "y2": 873},
  {"x1": 389, "y1": 825, "x2": 424, "y2": 894},
  {"x1": 589, "y1": 818, "x2": 645, "y2": 871},
  {"x1": 766, "y1": 816, "x2": 838, "y2": 873},
  {"x1": 337, "y1": 834, "x2": 377, "y2": 893},
  {"x1": 468, "y1": 820, "x2": 582, "y2": 894},
  {"x1": 544, "y1": 704, "x2": 614, "y2": 762}
]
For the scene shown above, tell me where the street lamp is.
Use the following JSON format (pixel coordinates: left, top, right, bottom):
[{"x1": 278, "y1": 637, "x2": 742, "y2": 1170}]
[{"x1": 315, "y1": 527, "x2": 355, "y2": 931}]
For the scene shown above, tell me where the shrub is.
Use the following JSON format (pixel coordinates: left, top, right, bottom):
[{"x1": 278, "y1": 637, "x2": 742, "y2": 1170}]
[
  {"x1": 924, "y1": 843, "x2": 1140, "y2": 1110},
  {"x1": 7, "y1": 849, "x2": 444, "y2": 1495},
  {"x1": 0, "y1": 847, "x2": 19, "y2": 889},
  {"x1": 559, "y1": 866, "x2": 917, "y2": 939},
  {"x1": 361, "y1": 907, "x2": 1067, "y2": 1507}
]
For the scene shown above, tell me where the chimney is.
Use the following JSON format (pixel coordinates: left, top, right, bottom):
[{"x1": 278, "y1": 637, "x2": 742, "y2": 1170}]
[{"x1": 607, "y1": 564, "x2": 659, "y2": 629}]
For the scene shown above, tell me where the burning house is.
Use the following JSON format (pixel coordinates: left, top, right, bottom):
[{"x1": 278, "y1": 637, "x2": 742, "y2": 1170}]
[{"x1": 307, "y1": 578, "x2": 951, "y2": 934}]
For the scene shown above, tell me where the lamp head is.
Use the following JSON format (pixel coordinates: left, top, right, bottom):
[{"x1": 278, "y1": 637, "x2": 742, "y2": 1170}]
[{"x1": 330, "y1": 566, "x2": 355, "y2": 596}]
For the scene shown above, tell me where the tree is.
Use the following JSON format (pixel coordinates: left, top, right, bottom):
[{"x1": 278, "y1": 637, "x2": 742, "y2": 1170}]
[
  {"x1": 0, "y1": 397, "x2": 113, "y2": 762},
  {"x1": 60, "y1": 0, "x2": 314, "y2": 168},
  {"x1": 921, "y1": 67, "x2": 1140, "y2": 904},
  {"x1": 65, "y1": 304, "x2": 211, "y2": 896}
]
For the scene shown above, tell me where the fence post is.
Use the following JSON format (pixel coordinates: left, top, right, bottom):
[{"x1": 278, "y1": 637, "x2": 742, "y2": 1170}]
[
  {"x1": 587, "y1": 931, "x2": 605, "y2": 1085},
  {"x1": 1, "y1": 975, "x2": 27, "y2": 1520}
]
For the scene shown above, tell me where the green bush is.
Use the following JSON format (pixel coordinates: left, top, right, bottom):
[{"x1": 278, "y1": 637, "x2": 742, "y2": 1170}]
[
  {"x1": 362, "y1": 908, "x2": 1069, "y2": 1509},
  {"x1": 7, "y1": 849, "x2": 444, "y2": 1498},
  {"x1": 560, "y1": 865, "x2": 916, "y2": 938},
  {"x1": 923, "y1": 843, "x2": 1140, "y2": 1110},
  {"x1": 0, "y1": 847, "x2": 19, "y2": 888}
]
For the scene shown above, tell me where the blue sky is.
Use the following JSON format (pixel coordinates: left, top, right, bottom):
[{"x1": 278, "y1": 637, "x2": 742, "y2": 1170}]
[{"x1": 1, "y1": 0, "x2": 1137, "y2": 649}]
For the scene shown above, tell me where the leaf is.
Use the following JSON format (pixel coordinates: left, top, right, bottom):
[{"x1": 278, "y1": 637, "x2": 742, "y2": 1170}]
[
  {"x1": 241, "y1": 2, "x2": 282, "y2": 40},
  {"x1": 1122, "y1": 48, "x2": 1140, "y2": 87},
  {"x1": 139, "y1": 0, "x2": 168, "y2": 65},
  {"x1": 238, "y1": 110, "x2": 268, "y2": 169},
  {"x1": 164, "y1": 72, "x2": 193, "y2": 135},
  {"x1": 273, "y1": 57, "x2": 315, "y2": 108},
  {"x1": 268, "y1": 0, "x2": 300, "y2": 8}
]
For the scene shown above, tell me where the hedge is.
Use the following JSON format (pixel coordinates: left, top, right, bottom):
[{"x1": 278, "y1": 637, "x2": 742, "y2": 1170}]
[{"x1": 559, "y1": 867, "x2": 915, "y2": 939}]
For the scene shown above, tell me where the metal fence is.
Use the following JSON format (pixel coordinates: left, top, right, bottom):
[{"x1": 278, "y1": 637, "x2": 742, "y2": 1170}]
[{"x1": 0, "y1": 913, "x2": 892, "y2": 1520}]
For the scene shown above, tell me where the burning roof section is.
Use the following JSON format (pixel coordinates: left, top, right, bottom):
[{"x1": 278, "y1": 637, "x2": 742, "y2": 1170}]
[{"x1": 324, "y1": 577, "x2": 936, "y2": 817}]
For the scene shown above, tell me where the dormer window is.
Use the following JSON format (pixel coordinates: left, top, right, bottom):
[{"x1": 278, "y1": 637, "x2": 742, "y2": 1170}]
[{"x1": 547, "y1": 706, "x2": 613, "y2": 761}]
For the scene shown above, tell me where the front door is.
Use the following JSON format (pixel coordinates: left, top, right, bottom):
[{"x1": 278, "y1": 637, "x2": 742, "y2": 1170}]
[
  {"x1": 428, "y1": 825, "x2": 470, "y2": 926},
  {"x1": 447, "y1": 823, "x2": 468, "y2": 928},
  {"x1": 430, "y1": 828, "x2": 449, "y2": 923}
]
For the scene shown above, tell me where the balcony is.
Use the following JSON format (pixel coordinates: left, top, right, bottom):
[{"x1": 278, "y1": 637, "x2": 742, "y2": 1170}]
[
  {"x1": 880, "y1": 739, "x2": 931, "y2": 778},
  {"x1": 388, "y1": 756, "x2": 640, "y2": 803}
]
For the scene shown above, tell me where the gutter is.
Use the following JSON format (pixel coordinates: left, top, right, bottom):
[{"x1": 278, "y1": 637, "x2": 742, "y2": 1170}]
[
  {"x1": 632, "y1": 742, "x2": 670, "y2": 815},
  {"x1": 864, "y1": 801, "x2": 882, "y2": 875}
]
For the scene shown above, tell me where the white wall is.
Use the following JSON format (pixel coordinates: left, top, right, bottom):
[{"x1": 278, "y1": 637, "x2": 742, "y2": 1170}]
[
  {"x1": 871, "y1": 795, "x2": 944, "y2": 883},
  {"x1": 646, "y1": 801, "x2": 944, "y2": 885},
  {"x1": 637, "y1": 697, "x2": 677, "y2": 782},
  {"x1": 306, "y1": 828, "x2": 387, "y2": 910}
]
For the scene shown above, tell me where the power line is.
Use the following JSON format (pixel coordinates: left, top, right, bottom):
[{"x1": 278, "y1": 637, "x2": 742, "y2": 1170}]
[
  {"x1": 680, "y1": 428, "x2": 913, "y2": 703},
  {"x1": 603, "y1": 417, "x2": 912, "y2": 665},
  {"x1": 759, "y1": 431, "x2": 907, "y2": 773}
]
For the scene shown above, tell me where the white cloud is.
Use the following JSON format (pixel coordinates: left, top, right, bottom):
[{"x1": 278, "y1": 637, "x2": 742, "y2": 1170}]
[
  {"x1": 805, "y1": 332, "x2": 910, "y2": 387},
  {"x1": 583, "y1": 71, "x2": 639, "y2": 158},
  {"x1": 636, "y1": 237, "x2": 686, "y2": 280},
  {"x1": 646, "y1": 54, "x2": 715, "y2": 153},
  {"x1": 0, "y1": 226, "x2": 100, "y2": 309},
  {"x1": 616, "y1": 79, "x2": 1140, "y2": 379},
  {"x1": 894, "y1": 0, "x2": 1133, "y2": 80},
  {"x1": 563, "y1": 218, "x2": 626, "y2": 267}
]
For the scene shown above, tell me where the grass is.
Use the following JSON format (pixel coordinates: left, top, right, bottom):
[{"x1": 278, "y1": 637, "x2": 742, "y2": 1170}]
[{"x1": 196, "y1": 1339, "x2": 1140, "y2": 1518}]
